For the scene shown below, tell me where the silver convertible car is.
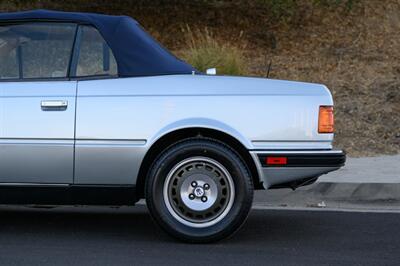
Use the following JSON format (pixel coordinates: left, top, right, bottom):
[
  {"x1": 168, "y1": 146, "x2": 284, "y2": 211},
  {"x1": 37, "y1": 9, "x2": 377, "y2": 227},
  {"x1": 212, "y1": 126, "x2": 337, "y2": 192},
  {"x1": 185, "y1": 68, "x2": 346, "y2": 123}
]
[{"x1": 0, "y1": 10, "x2": 345, "y2": 242}]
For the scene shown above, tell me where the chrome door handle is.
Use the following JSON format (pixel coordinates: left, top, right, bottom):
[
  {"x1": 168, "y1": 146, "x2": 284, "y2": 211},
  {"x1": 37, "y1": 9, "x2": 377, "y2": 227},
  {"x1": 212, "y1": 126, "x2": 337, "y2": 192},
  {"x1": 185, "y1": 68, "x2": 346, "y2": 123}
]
[{"x1": 41, "y1": 100, "x2": 68, "y2": 111}]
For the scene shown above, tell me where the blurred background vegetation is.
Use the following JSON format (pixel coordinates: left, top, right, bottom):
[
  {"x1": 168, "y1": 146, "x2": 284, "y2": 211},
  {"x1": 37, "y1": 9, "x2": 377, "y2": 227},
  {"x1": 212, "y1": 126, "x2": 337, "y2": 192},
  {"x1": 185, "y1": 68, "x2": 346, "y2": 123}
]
[{"x1": 1, "y1": 0, "x2": 399, "y2": 156}]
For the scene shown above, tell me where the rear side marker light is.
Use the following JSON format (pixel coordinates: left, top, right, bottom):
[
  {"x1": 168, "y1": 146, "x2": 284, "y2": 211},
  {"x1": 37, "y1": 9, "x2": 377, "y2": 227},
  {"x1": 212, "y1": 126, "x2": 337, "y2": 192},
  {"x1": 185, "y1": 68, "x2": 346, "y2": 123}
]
[
  {"x1": 318, "y1": 106, "x2": 334, "y2": 133},
  {"x1": 266, "y1": 157, "x2": 287, "y2": 165}
]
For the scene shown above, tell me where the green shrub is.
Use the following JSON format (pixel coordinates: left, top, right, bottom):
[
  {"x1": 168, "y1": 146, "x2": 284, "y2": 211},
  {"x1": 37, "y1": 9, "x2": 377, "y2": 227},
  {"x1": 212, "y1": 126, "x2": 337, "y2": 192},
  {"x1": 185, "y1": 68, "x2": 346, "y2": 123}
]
[{"x1": 181, "y1": 27, "x2": 247, "y2": 76}]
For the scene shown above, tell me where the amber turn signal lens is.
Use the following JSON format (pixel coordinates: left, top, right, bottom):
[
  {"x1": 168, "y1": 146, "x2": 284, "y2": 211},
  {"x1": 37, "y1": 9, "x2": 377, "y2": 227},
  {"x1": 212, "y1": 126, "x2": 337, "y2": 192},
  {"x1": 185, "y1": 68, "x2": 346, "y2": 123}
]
[{"x1": 318, "y1": 106, "x2": 334, "y2": 133}]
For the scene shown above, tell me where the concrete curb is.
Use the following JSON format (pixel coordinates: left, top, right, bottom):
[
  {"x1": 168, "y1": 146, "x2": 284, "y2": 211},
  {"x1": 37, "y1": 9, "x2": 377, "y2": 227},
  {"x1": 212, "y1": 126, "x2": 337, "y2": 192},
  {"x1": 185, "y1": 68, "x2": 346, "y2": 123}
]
[{"x1": 254, "y1": 182, "x2": 400, "y2": 211}]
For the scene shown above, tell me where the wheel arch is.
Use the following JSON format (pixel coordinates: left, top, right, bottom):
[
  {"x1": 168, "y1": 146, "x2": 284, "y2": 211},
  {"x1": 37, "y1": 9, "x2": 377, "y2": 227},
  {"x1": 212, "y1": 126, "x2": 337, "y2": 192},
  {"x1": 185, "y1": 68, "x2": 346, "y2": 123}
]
[{"x1": 136, "y1": 127, "x2": 263, "y2": 199}]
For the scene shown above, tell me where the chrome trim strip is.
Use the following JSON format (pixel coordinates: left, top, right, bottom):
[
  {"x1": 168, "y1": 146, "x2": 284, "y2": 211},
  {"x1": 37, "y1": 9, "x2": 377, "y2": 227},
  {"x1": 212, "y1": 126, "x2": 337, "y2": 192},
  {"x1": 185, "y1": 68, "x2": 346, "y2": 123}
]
[
  {"x1": 0, "y1": 139, "x2": 147, "y2": 146},
  {"x1": 0, "y1": 139, "x2": 74, "y2": 145},
  {"x1": 75, "y1": 140, "x2": 147, "y2": 146},
  {"x1": 251, "y1": 141, "x2": 332, "y2": 149},
  {"x1": 0, "y1": 183, "x2": 69, "y2": 187}
]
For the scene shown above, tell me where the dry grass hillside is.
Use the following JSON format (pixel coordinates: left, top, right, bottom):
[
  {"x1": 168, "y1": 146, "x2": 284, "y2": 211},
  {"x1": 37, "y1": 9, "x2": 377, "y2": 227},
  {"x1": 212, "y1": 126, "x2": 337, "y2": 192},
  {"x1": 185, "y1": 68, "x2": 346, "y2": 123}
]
[{"x1": 1, "y1": 0, "x2": 399, "y2": 156}]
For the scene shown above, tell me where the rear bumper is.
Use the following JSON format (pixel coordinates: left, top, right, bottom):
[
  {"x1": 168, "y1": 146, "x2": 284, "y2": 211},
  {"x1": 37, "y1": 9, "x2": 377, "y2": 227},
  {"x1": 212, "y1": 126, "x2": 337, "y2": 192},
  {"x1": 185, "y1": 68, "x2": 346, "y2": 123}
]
[{"x1": 250, "y1": 150, "x2": 346, "y2": 189}]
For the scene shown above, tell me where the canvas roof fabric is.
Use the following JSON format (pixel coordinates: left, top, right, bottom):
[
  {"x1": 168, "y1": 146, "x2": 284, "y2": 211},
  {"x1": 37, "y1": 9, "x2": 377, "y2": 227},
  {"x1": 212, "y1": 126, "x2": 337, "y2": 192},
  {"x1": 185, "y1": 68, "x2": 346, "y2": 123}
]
[{"x1": 0, "y1": 9, "x2": 196, "y2": 77}]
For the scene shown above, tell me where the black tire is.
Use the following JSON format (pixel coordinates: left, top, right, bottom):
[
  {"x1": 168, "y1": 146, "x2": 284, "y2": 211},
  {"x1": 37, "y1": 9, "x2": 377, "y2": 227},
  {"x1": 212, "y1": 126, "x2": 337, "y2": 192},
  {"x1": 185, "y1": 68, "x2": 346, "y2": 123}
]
[{"x1": 145, "y1": 138, "x2": 254, "y2": 243}]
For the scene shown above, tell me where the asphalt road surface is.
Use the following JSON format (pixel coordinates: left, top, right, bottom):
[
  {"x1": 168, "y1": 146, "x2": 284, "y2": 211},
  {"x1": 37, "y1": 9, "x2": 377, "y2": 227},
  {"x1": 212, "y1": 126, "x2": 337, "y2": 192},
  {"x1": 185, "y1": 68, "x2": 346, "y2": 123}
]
[{"x1": 0, "y1": 205, "x2": 398, "y2": 266}]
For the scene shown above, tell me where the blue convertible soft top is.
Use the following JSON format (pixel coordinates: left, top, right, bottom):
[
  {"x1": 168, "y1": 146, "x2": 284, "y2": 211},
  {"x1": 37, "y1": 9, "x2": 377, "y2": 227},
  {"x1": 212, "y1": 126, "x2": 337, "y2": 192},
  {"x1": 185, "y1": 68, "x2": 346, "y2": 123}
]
[{"x1": 0, "y1": 9, "x2": 196, "y2": 77}]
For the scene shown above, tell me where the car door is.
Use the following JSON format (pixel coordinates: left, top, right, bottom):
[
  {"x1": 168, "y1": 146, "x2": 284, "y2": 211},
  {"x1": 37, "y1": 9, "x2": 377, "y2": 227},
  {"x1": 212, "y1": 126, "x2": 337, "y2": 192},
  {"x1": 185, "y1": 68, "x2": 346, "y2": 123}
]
[
  {"x1": 70, "y1": 25, "x2": 136, "y2": 185},
  {"x1": 0, "y1": 22, "x2": 77, "y2": 184}
]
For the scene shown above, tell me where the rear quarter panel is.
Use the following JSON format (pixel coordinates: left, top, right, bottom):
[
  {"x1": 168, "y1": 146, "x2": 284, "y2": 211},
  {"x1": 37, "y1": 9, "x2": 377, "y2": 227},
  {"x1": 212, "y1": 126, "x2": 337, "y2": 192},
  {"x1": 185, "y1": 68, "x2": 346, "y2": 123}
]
[{"x1": 74, "y1": 75, "x2": 334, "y2": 185}]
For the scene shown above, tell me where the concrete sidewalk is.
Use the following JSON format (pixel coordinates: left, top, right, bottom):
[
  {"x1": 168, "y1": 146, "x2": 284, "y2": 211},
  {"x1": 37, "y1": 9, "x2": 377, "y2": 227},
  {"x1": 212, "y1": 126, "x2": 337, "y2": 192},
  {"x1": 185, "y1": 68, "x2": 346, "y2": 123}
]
[
  {"x1": 318, "y1": 155, "x2": 400, "y2": 183},
  {"x1": 255, "y1": 155, "x2": 400, "y2": 211}
]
